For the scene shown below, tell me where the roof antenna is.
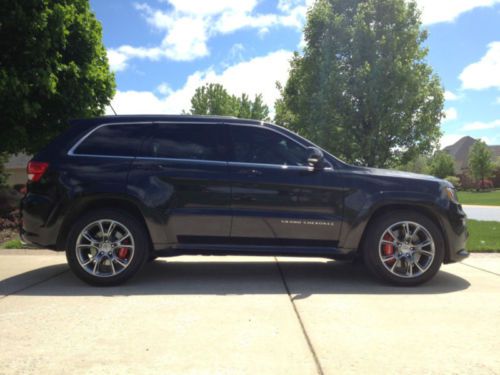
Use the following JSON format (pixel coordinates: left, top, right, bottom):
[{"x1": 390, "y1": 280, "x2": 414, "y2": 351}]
[{"x1": 109, "y1": 103, "x2": 118, "y2": 115}]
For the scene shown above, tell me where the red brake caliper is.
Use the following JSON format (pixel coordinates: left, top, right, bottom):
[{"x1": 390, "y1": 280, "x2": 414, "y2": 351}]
[
  {"x1": 118, "y1": 247, "x2": 129, "y2": 259},
  {"x1": 383, "y1": 233, "x2": 396, "y2": 265}
]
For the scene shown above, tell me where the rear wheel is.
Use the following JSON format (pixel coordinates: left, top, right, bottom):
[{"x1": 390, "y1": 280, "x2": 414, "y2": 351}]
[
  {"x1": 362, "y1": 210, "x2": 444, "y2": 286},
  {"x1": 66, "y1": 209, "x2": 149, "y2": 286}
]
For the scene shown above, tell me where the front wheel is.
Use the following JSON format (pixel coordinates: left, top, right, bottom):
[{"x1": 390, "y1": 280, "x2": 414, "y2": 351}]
[
  {"x1": 362, "y1": 211, "x2": 445, "y2": 286},
  {"x1": 66, "y1": 209, "x2": 149, "y2": 286}
]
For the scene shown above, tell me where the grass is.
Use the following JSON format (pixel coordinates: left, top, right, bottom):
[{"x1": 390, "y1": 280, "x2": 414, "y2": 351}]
[
  {"x1": 457, "y1": 189, "x2": 500, "y2": 206},
  {"x1": 1, "y1": 238, "x2": 24, "y2": 249},
  {"x1": 466, "y1": 219, "x2": 500, "y2": 252}
]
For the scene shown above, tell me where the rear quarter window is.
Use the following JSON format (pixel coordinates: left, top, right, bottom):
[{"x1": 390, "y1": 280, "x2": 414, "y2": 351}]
[{"x1": 73, "y1": 124, "x2": 149, "y2": 157}]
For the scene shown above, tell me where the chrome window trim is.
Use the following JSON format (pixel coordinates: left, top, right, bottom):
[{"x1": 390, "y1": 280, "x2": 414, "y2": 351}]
[
  {"x1": 229, "y1": 161, "x2": 312, "y2": 171},
  {"x1": 135, "y1": 156, "x2": 227, "y2": 166},
  {"x1": 66, "y1": 119, "x2": 334, "y2": 171},
  {"x1": 136, "y1": 157, "x2": 332, "y2": 171},
  {"x1": 68, "y1": 153, "x2": 135, "y2": 160}
]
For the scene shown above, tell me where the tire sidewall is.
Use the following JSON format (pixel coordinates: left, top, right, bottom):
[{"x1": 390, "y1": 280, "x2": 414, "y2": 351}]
[
  {"x1": 363, "y1": 211, "x2": 445, "y2": 286},
  {"x1": 66, "y1": 209, "x2": 149, "y2": 286}
]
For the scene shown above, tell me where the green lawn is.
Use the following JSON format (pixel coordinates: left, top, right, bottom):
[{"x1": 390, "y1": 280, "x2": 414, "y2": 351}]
[
  {"x1": 457, "y1": 190, "x2": 500, "y2": 206},
  {"x1": 1, "y1": 239, "x2": 24, "y2": 249},
  {"x1": 466, "y1": 219, "x2": 500, "y2": 252}
]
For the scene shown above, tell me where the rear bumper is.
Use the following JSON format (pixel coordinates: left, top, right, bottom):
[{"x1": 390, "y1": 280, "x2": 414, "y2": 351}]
[{"x1": 20, "y1": 193, "x2": 61, "y2": 249}]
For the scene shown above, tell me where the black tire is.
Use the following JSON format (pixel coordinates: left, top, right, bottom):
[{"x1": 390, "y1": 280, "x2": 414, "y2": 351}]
[
  {"x1": 66, "y1": 209, "x2": 149, "y2": 286},
  {"x1": 362, "y1": 210, "x2": 445, "y2": 286}
]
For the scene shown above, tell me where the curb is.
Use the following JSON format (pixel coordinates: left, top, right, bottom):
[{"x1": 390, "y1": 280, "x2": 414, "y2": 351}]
[{"x1": 462, "y1": 204, "x2": 500, "y2": 209}]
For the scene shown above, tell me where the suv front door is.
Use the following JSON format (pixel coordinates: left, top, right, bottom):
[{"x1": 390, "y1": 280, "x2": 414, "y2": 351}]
[{"x1": 227, "y1": 124, "x2": 344, "y2": 249}]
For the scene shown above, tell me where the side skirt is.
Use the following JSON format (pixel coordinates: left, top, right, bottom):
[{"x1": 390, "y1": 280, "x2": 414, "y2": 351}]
[{"x1": 153, "y1": 243, "x2": 357, "y2": 260}]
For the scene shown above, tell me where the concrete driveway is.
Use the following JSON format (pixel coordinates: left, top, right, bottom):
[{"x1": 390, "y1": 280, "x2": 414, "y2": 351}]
[{"x1": 1, "y1": 250, "x2": 499, "y2": 375}]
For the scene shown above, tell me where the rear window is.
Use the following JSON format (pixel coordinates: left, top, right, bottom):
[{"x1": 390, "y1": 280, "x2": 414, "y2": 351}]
[
  {"x1": 73, "y1": 124, "x2": 148, "y2": 157},
  {"x1": 142, "y1": 123, "x2": 226, "y2": 161}
]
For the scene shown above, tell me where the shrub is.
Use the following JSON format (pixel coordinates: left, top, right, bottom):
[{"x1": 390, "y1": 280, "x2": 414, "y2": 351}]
[
  {"x1": 444, "y1": 176, "x2": 460, "y2": 188},
  {"x1": 0, "y1": 187, "x2": 22, "y2": 216},
  {"x1": 476, "y1": 179, "x2": 494, "y2": 191}
]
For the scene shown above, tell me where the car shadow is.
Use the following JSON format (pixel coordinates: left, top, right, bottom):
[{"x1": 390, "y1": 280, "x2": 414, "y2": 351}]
[{"x1": 1, "y1": 259, "x2": 470, "y2": 297}]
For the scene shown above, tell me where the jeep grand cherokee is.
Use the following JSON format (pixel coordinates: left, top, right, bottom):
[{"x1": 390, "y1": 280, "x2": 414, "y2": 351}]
[{"x1": 21, "y1": 115, "x2": 468, "y2": 286}]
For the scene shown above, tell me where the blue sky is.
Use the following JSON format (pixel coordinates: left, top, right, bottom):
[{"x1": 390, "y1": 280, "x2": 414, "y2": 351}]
[{"x1": 90, "y1": 0, "x2": 500, "y2": 148}]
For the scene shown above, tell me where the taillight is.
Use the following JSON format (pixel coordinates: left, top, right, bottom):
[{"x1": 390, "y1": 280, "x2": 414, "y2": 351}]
[{"x1": 27, "y1": 161, "x2": 49, "y2": 182}]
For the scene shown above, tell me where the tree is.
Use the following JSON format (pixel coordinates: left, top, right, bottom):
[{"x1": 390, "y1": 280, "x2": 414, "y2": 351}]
[
  {"x1": 429, "y1": 151, "x2": 455, "y2": 179},
  {"x1": 469, "y1": 140, "x2": 494, "y2": 188},
  {"x1": 0, "y1": 153, "x2": 8, "y2": 187},
  {"x1": 396, "y1": 154, "x2": 430, "y2": 174},
  {"x1": 190, "y1": 83, "x2": 270, "y2": 120},
  {"x1": 250, "y1": 94, "x2": 270, "y2": 120},
  {"x1": 274, "y1": 0, "x2": 444, "y2": 168},
  {"x1": 0, "y1": 0, "x2": 115, "y2": 155}
]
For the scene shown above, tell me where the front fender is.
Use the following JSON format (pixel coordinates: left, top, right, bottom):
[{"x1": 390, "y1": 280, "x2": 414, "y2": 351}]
[{"x1": 338, "y1": 190, "x2": 443, "y2": 251}]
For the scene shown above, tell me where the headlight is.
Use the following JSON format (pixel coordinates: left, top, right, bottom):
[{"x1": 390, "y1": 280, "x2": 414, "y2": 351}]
[{"x1": 445, "y1": 186, "x2": 459, "y2": 204}]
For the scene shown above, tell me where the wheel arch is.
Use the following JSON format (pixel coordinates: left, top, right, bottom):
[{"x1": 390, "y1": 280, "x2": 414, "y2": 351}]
[
  {"x1": 56, "y1": 195, "x2": 153, "y2": 252},
  {"x1": 356, "y1": 203, "x2": 450, "y2": 262}
]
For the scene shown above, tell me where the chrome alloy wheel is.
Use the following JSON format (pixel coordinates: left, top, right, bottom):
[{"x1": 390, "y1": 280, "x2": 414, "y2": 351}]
[
  {"x1": 75, "y1": 219, "x2": 135, "y2": 278},
  {"x1": 378, "y1": 221, "x2": 435, "y2": 278}
]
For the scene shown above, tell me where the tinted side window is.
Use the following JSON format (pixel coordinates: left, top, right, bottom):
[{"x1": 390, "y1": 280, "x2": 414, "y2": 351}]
[
  {"x1": 230, "y1": 126, "x2": 309, "y2": 166},
  {"x1": 74, "y1": 124, "x2": 148, "y2": 157},
  {"x1": 143, "y1": 123, "x2": 226, "y2": 161}
]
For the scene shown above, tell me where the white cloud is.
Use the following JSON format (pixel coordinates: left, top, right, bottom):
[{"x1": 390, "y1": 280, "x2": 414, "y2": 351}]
[
  {"x1": 109, "y1": 1, "x2": 306, "y2": 70},
  {"x1": 106, "y1": 50, "x2": 293, "y2": 115},
  {"x1": 415, "y1": 0, "x2": 500, "y2": 25},
  {"x1": 105, "y1": 90, "x2": 169, "y2": 115},
  {"x1": 159, "y1": 0, "x2": 257, "y2": 16},
  {"x1": 459, "y1": 42, "x2": 500, "y2": 90},
  {"x1": 108, "y1": 0, "x2": 500, "y2": 70},
  {"x1": 479, "y1": 136, "x2": 496, "y2": 145},
  {"x1": 440, "y1": 134, "x2": 464, "y2": 148},
  {"x1": 443, "y1": 107, "x2": 458, "y2": 122},
  {"x1": 462, "y1": 119, "x2": 500, "y2": 131},
  {"x1": 444, "y1": 90, "x2": 460, "y2": 101},
  {"x1": 156, "y1": 83, "x2": 173, "y2": 95},
  {"x1": 107, "y1": 50, "x2": 129, "y2": 72}
]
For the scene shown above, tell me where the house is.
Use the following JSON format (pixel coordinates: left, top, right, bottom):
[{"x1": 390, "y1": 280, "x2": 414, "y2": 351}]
[
  {"x1": 4, "y1": 153, "x2": 31, "y2": 186},
  {"x1": 443, "y1": 136, "x2": 500, "y2": 187}
]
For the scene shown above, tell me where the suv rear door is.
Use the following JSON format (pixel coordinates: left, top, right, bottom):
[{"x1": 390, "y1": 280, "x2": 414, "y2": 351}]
[
  {"x1": 227, "y1": 124, "x2": 344, "y2": 248},
  {"x1": 127, "y1": 122, "x2": 231, "y2": 247}
]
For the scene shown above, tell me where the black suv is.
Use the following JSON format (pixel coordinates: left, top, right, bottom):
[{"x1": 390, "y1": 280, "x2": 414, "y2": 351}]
[{"x1": 21, "y1": 115, "x2": 468, "y2": 286}]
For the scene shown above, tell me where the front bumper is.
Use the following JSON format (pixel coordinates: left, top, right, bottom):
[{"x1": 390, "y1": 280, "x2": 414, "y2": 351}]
[{"x1": 442, "y1": 202, "x2": 469, "y2": 264}]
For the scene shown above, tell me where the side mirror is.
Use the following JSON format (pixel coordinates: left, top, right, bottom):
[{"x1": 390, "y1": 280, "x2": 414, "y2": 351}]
[{"x1": 307, "y1": 147, "x2": 324, "y2": 170}]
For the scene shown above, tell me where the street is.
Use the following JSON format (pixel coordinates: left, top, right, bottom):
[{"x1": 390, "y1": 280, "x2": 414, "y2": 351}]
[
  {"x1": 462, "y1": 205, "x2": 500, "y2": 221},
  {"x1": 1, "y1": 251, "x2": 499, "y2": 374}
]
